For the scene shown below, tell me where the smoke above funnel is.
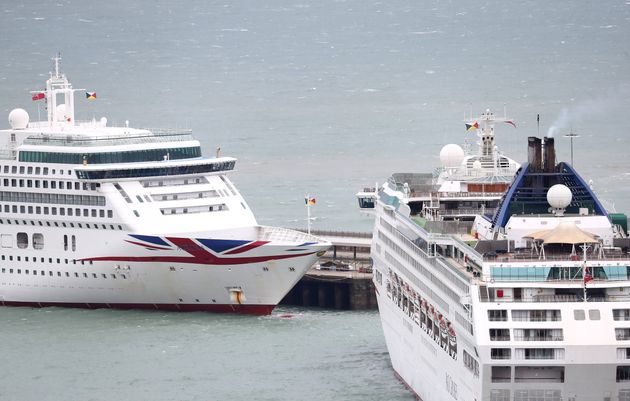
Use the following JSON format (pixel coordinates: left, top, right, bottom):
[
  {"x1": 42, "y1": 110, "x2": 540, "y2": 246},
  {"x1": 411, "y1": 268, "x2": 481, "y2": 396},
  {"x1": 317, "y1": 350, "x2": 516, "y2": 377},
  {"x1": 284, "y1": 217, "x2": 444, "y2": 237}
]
[
  {"x1": 546, "y1": 86, "x2": 629, "y2": 137},
  {"x1": 546, "y1": 101, "x2": 605, "y2": 138}
]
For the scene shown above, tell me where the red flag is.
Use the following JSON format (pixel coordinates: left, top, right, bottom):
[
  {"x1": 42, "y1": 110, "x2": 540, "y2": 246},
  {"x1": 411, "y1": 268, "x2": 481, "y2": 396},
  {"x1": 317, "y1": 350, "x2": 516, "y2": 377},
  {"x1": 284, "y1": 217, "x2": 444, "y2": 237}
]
[
  {"x1": 504, "y1": 120, "x2": 517, "y2": 128},
  {"x1": 584, "y1": 265, "x2": 593, "y2": 284},
  {"x1": 31, "y1": 92, "x2": 45, "y2": 101}
]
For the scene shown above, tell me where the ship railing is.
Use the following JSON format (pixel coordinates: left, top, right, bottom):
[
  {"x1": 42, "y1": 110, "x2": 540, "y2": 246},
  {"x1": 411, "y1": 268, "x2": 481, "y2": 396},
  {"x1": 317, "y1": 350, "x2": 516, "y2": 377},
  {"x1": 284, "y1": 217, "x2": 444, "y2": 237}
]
[
  {"x1": 511, "y1": 316, "x2": 561, "y2": 322},
  {"x1": 490, "y1": 377, "x2": 511, "y2": 383},
  {"x1": 257, "y1": 226, "x2": 327, "y2": 244},
  {"x1": 480, "y1": 294, "x2": 624, "y2": 303},
  {"x1": 489, "y1": 336, "x2": 511, "y2": 342},
  {"x1": 437, "y1": 207, "x2": 498, "y2": 216},
  {"x1": 22, "y1": 129, "x2": 194, "y2": 147},
  {"x1": 483, "y1": 250, "x2": 630, "y2": 263},
  {"x1": 433, "y1": 192, "x2": 505, "y2": 199},
  {"x1": 512, "y1": 335, "x2": 564, "y2": 341},
  {"x1": 305, "y1": 229, "x2": 372, "y2": 239},
  {"x1": 433, "y1": 166, "x2": 517, "y2": 179},
  {"x1": 490, "y1": 354, "x2": 511, "y2": 360}
]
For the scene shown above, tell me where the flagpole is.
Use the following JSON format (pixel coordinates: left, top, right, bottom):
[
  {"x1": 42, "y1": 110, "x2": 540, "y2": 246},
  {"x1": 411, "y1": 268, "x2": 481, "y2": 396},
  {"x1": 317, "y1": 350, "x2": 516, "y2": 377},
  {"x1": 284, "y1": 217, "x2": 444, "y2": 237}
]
[
  {"x1": 306, "y1": 194, "x2": 311, "y2": 235},
  {"x1": 581, "y1": 243, "x2": 589, "y2": 302},
  {"x1": 582, "y1": 263, "x2": 588, "y2": 302}
]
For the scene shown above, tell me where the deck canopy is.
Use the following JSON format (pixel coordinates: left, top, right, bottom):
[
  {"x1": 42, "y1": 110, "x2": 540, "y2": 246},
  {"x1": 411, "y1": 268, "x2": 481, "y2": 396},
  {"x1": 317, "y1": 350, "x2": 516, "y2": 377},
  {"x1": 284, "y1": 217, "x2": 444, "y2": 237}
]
[{"x1": 525, "y1": 221, "x2": 599, "y2": 244}]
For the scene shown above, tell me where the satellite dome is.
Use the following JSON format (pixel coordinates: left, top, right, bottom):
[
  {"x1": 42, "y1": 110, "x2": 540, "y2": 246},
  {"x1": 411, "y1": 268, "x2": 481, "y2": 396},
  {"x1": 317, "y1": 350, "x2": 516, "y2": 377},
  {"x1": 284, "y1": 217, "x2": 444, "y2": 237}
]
[
  {"x1": 472, "y1": 160, "x2": 482, "y2": 170},
  {"x1": 55, "y1": 104, "x2": 67, "y2": 121},
  {"x1": 439, "y1": 144, "x2": 465, "y2": 168},
  {"x1": 8, "y1": 108, "x2": 29, "y2": 129},
  {"x1": 547, "y1": 184, "x2": 572, "y2": 209}
]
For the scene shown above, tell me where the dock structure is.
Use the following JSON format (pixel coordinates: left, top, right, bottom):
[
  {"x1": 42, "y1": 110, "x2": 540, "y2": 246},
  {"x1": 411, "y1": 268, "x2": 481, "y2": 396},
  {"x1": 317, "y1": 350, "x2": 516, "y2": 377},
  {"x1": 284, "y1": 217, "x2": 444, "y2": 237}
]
[{"x1": 280, "y1": 230, "x2": 377, "y2": 310}]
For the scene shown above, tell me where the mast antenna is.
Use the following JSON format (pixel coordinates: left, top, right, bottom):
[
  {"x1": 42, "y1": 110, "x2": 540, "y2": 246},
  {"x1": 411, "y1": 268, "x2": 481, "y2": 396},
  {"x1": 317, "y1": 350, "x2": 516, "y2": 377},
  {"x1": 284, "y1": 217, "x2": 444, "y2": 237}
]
[
  {"x1": 53, "y1": 52, "x2": 62, "y2": 78},
  {"x1": 564, "y1": 129, "x2": 580, "y2": 166}
]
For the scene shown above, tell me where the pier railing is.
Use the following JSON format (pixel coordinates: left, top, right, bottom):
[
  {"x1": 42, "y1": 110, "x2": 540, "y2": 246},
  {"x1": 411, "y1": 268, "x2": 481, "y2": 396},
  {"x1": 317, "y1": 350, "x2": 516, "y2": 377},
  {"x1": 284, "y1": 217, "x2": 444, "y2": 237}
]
[{"x1": 301, "y1": 229, "x2": 372, "y2": 239}]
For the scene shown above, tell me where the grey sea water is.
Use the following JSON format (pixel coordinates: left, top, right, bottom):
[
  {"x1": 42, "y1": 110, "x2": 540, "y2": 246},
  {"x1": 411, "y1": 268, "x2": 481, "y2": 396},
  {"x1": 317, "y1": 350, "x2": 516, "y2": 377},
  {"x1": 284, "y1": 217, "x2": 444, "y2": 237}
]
[
  {"x1": 0, "y1": 307, "x2": 411, "y2": 401},
  {"x1": 0, "y1": 0, "x2": 629, "y2": 400}
]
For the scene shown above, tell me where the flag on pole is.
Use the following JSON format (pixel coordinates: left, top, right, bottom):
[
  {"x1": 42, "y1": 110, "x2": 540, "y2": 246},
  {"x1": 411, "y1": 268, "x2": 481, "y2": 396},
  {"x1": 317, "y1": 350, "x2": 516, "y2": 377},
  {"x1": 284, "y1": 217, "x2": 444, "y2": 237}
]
[
  {"x1": 584, "y1": 265, "x2": 593, "y2": 284},
  {"x1": 305, "y1": 197, "x2": 316, "y2": 205},
  {"x1": 31, "y1": 92, "x2": 45, "y2": 101},
  {"x1": 465, "y1": 122, "x2": 479, "y2": 131},
  {"x1": 86, "y1": 91, "x2": 97, "y2": 100},
  {"x1": 504, "y1": 120, "x2": 517, "y2": 128}
]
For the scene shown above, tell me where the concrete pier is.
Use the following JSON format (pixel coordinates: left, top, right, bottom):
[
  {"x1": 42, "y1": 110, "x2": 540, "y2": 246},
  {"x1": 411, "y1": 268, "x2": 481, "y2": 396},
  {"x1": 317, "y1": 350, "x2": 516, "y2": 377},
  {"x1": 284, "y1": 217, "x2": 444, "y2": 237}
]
[
  {"x1": 280, "y1": 230, "x2": 377, "y2": 310},
  {"x1": 281, "y1": 269, "x2": 377, "y2": 310}
]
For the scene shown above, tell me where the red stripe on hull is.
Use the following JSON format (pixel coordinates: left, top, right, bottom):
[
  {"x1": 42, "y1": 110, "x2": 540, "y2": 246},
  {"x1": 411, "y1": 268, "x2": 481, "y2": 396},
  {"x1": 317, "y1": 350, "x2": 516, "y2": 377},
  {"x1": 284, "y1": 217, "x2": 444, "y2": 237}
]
[
  {"x1": 224, "y1": 240, "x2": 269, "y2": 255},
  {"x1": 0, "y1": 301, "x2": 275, "y2": 315},
  {"x1": 80, "y1": 236, "x2": 316, "y2": 265}
]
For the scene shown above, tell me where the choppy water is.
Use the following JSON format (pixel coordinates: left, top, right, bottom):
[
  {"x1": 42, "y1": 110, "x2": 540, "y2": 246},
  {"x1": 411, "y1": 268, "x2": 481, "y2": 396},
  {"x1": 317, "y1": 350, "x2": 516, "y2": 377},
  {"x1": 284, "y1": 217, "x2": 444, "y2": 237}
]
[
  {"x1": 0, "y1": 307, "x2": 411, "y2": 401},
  {"x1": 0, "y1": 1, "x2": 629, "y2": 400}
]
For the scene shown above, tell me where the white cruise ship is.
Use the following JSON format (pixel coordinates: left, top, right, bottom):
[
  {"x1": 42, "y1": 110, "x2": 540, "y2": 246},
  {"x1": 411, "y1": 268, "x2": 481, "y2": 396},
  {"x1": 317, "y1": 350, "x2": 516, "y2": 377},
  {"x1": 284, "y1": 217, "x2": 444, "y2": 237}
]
[
  {"x1": 370, "y1": 116, "x2": 630, "y2": 400},
  {"x1": 0, "y1": 57, "x2": 330, "y2": 315}
]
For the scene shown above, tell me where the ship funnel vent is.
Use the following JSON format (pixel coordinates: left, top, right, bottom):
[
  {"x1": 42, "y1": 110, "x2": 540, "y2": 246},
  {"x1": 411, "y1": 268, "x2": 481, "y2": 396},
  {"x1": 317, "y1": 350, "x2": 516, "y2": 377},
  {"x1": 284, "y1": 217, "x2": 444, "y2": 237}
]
[{"x1": 543, "y1": 137, "x2": 556, "y2": 173}]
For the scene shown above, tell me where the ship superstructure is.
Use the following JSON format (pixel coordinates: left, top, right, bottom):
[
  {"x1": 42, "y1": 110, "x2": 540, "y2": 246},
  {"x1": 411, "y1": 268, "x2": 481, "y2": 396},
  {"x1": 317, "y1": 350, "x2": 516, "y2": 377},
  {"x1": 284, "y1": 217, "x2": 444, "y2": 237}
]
[
  {"x1": 370, "y1": 120, "x2": 630, "y2": 400},
  {"x1": 0, "y1": 57, "x2": 330, "y2": 315},
  {"x1": 358, "y1": 110, "x2": 520, "y2": 227}
]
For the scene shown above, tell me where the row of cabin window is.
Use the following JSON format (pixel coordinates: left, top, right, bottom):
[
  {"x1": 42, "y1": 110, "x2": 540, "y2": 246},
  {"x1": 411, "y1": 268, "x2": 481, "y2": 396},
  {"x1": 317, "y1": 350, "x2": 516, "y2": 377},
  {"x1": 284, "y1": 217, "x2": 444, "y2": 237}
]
[
  {"x1": 160, "y1": 204, "x2": 228, "y2": 215},
  {"x1": 141, "y1": 176, "x2": 209, "y2": 188},
  {"x1": 15, "y1": 232, "x2": 44, "y2": 249},
  {"x1": 491, "y1": 348, "x2": 565, "y2": 360},
  {"x1": 2, "y1": 165, "x2": 73, "y2": 176},
  {"x1": 18, "y1": 147, "x2": 201, "y2": 164},
  {"x1": 0, "y1": 219, "x2": 123, "y2": 231},
  {"x1": 488, "y1": 309, "x2": 562, "y2": 322},
  {"x1": 153, "y1": 190, "x2": 220, "y2": 201},
  {"x1": 1, "y1": 204, "x2": 113, "y2": 218},
  {"x1": 2, "y1": 178, "x2": 99, "y2": 191},
  {"x1": 16, "y1": 233, "x2": 76, "y2": 252},
  {"x1": 489, "y1": 365, "x2": 630, "y2": 383},
  {"x1": 0, "y1": 191, "x2": 105, "y2": 206},
  {"x1": 1, "y1": 267, "x2": 126, "y2": 280},
  {"x1": 1, "y1": 254, "x2": 92, "y2": 264}
]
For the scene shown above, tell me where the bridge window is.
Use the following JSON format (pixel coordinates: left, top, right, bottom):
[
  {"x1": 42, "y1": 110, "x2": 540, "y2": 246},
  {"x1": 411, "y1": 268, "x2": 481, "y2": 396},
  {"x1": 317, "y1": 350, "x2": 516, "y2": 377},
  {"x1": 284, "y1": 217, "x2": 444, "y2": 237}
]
[{"x1": 19, "y1": 147, "x2": 201, "y2": 164}]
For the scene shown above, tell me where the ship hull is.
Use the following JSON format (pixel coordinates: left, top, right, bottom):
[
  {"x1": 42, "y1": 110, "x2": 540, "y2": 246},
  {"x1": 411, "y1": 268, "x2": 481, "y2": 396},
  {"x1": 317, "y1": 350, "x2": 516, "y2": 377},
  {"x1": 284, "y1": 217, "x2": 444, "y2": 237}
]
[
  {"x1": 0, "y1": 227, "x2": 327, "y2": 315},
  {"x1": 376, "y1": 287, "x2": 476, "y2": 401}
]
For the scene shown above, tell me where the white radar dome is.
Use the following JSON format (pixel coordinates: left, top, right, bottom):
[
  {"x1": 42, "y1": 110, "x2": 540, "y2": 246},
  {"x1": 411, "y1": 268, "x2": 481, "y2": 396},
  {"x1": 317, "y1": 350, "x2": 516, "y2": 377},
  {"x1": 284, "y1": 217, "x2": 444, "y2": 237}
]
[
  {"x1": 547, "y1": 184, "x2": 572, "y2": 209},
  {"x1": 55, "y1": 104, "x2": 67, "y2": 121},
  {"x1": 8, "y1": 108, "x2": 29, "y2": 129},
  {"x1": 439, "y1": 144, "x2": 465, "y2": 168},
  {"x1": 473, "y1": 160, "x2": 482, "y2": 170}
]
